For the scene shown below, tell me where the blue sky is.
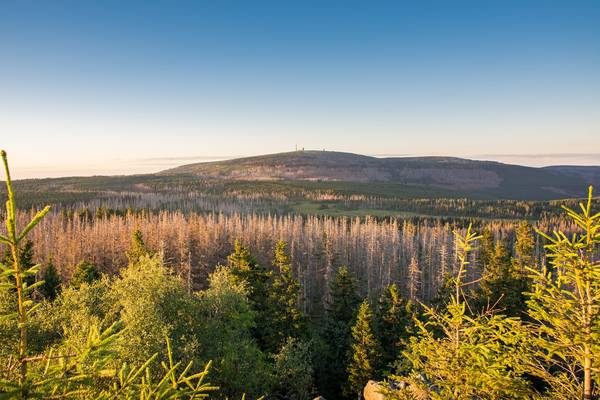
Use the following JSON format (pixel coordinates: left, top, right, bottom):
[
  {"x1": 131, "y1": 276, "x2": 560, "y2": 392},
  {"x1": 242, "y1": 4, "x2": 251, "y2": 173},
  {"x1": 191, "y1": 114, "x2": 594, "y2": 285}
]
[{"x1": 1, "y1": 1, "x2": 599, "y2": 178}]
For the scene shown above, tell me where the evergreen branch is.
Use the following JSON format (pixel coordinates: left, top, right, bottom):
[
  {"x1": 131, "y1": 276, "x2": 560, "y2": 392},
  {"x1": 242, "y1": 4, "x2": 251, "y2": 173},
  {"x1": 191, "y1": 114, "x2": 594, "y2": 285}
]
[{"x1": 17, "y1": 206, "x2": 51, "y2": 244}]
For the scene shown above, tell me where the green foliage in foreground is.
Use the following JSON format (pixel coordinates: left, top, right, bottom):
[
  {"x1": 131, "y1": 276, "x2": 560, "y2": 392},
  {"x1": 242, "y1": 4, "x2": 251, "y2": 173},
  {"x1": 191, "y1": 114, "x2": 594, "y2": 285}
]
[
  {"x1": 526, "y1": 186, "x2": 600, "y2": 399},
  {"x1": 70, "y1": 260, "x2": 101, "y2": 289},
  {"x1": 375, "y1": 283, "x2": 416, "y2": 376},
  {"x1": 386, "y1": 188, "x2": 600, "y2": 400},
  {"x1": 272, "y1": 337, "x2": 315, "y2": 400},
  {"x1": 195, "y1": 266, "x2": 272, "y2": 398},
  {"x1": 0, "y1": 149, "x2": 306, "y2": 398},
  {"x1": 387, "y1": 226, "x2": 533, "y2": 399},
  {"x1": 346, "y1": 300, "x2": 381, "y2": 398},
  {"x1": 0, "y1": 150, "x2": 220, "y2": 399},
  {"x1": 267, "y1": 240, "x2": 306, "y2": 350},
  {"x1": 39, "y1": 257, "x2": 61, "y2": 300},
  {"x1": 316, "y1": 266, "x2": 361, "y2": 399}
]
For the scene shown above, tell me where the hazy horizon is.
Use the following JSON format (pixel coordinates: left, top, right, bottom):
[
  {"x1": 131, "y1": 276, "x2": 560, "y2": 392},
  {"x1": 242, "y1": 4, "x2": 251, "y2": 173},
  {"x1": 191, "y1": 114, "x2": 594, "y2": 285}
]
[
  {"x1": 2, "y1": 1, "x2": 599, "y2": 178},
  {"x1": 6, "y1": 150, "x2": 600, "y2": 180}
]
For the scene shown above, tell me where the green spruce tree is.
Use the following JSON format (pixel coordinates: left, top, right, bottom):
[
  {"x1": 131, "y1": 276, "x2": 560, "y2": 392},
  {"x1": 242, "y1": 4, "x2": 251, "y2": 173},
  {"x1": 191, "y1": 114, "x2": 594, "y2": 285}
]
[
  {"x1": 527, "y1": 187, "x2": 600, "y2": 399},
  {"x1": 227, "y1": 240, "x2": 273, "y2": 351},
  {"x1": 70, "y1": 260, "x2": 100, "y2": 289},
  {"x1": 327, "y1": 266, "x2": 361, "y2": 324},
  {"x1": 489, "y1": 239, "x2": 512, "y2": 277},
  {"x1": 431, "y1": 272, "x2": 454, "y2": 309},
  {"x1": 375, "y1": 283, "x2": 416, "y2": 375},
  {"x1": 317, "y1": 266, "x2": 361, "y2": 399},
  {"x1": 267, "y1": 240, "x2": 305, "y2": 351},
  {"x1": 346, "y1": 300, "x2": 381, "y2": 399},
  {"x1": 475, "y1": 239, "x2": 526, "y2": 317},
  {"x1": 513, "y1": 220, "x2": 535, "y2": 272},
  {"x1": 511, "y1": 220, "x2": 535, "y2": 304},
  {"x1": 18, "y1": 239, "x2": 35, "y2": 270},
  {"x1": 39, "y1": 257, "x2": 61, "y2": 300},
  {"x1": 126, "y1": 229, "x2": 151, "y2": 266}
]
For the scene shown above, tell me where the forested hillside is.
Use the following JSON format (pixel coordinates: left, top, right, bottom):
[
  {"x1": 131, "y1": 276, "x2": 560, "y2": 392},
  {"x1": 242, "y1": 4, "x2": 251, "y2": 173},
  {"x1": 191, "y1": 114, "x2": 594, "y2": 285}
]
[
  {"x1": 3, "y1": 174, "x2": 596, "y2": 222},
  {"x1": 5, "y1": 152, "x2": 600, "y2": 214},
  {"x1": 163, "y1": 150, "x2": 599, "y2": 200}
]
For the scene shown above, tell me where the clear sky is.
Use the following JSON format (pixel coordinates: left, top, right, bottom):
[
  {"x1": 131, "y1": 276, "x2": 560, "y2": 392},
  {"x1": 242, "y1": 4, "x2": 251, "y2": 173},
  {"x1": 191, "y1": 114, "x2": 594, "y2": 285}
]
[{"x1": 1, "y1": 1, "x2": 599, "y2": 178}]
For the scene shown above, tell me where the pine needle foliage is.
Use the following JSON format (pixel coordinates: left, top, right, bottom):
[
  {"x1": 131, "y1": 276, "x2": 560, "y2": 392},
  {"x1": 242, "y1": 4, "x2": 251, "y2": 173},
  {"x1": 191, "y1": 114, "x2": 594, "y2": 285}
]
[
  {"x1": 526, "y1": 186, "x2": 600, "y2": 399},
  {"x1": 95, "y1": 337, "x2": 218, "y2": 400},
  {"x1": 272, "y1": 337, "x2": 315, "y2": 400},
  {"x1": 267, "y1": 240, "x2": 306, "y2": 350},
  {"x1": 513, "y1": 220, "x2": 536, "y2": 273},
  {"x1": 346, "y1": 300, "x2": 381, "y2": 399},
  {"x1": 197, "y1": 266, "x2": 272, "y2": 399},
  {"x1": 70, "y1": 261, "x2": 101, "y2": 289},
  {"x1": 316, "y1": 266, "x2": 361, "y2": 399},
  {"x1": 39, "y1": 257, "x2": 61, "y2": 300},
  {"x1": 375, "y1": 283, "x2": 416, "y2": 375},
  {"x1": 227, "y1": 240, "x2": 272, "y2": 351},
  {"x1": 326, "y1": 266, "x2": 361, "y2": 325},
  {"x1": 0, "y1": 150, "x2": 51, "y2": 397},
  {"x1": 386, "y1": 225, "x2": 533, "y2": 399},
  {"x1": 476, "y1": 239, "x2": 528, "y2": 317},
  {"x1": 126, "y1": 229, "x2": 151, "y2": 266}
]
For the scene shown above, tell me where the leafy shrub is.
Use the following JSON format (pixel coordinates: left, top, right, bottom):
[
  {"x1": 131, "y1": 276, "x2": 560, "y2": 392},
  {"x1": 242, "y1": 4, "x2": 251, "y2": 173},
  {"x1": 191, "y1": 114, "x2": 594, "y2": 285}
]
[
  {"x1": 197, "y1": 266, "x2": 272, "y2": 399},
  {"x1": 109, "y1": 255, "x2": 201, "y2": 370}
]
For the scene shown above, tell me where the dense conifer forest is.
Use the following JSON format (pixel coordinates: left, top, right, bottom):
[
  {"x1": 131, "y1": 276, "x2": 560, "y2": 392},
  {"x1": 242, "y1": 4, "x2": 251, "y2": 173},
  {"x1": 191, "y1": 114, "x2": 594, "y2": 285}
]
[{"x1": 2, "y1": 150, "x2": 600, "y2": 399}]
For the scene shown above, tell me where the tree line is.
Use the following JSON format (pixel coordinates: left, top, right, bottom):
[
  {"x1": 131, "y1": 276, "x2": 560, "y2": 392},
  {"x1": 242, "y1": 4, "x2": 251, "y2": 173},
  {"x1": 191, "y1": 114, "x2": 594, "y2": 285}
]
[{"x1": 3, "y1": 174, "x2": 590, "y2": 221}]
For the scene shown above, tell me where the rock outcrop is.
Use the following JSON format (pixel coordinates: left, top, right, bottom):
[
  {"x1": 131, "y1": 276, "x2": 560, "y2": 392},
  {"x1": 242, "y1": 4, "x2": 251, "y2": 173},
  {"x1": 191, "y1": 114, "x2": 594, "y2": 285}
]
[
  {"x1": 364, "y1": 379, "x2": 412, "y2": 400},
  {"x1": 364, "y1": 380, "x2": 386, "y2": 400}
]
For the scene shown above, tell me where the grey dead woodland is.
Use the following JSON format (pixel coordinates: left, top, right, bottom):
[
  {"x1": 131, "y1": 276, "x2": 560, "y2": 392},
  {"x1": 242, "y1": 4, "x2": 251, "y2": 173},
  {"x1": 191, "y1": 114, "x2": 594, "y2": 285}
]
[{"x1": 14, "y1": 209, "x2": 572, "y2": 310}]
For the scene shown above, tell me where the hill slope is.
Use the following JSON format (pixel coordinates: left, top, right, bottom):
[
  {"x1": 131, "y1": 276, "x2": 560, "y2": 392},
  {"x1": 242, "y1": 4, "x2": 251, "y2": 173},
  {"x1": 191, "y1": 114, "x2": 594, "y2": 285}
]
[
  {"x1": 161, "y1": 151, "x2": 598, "y2": 200},
  {"x1": 542, "y1": 166, "x2": 600, "y2": 187}
]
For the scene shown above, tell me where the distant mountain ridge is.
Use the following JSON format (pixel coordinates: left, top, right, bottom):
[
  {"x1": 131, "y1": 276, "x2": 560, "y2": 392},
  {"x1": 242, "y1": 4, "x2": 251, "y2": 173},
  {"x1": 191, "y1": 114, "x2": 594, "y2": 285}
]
[
  {"x1": 161, "y1": 150, "x2": 600, "y2": 200},
  {"x1": 542, "y1": 165, "x2": 600, "y2": 187}
]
